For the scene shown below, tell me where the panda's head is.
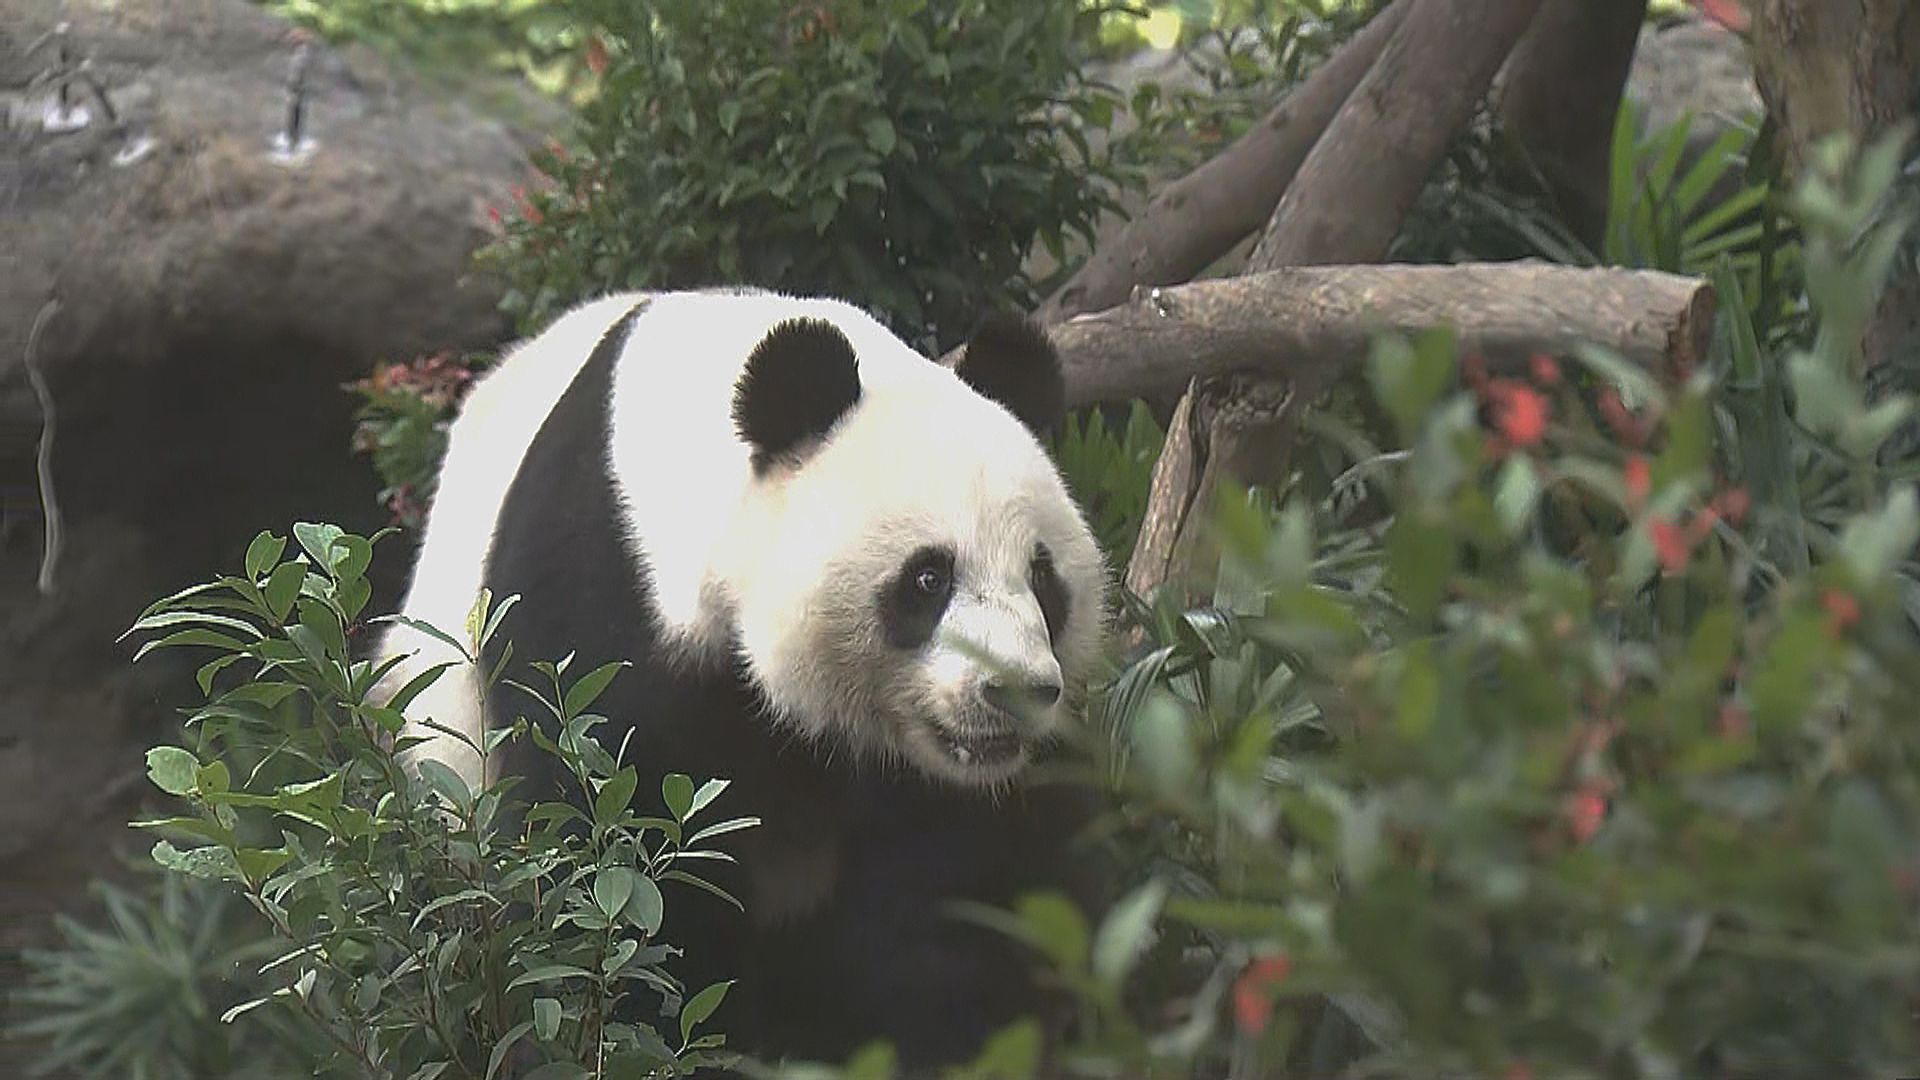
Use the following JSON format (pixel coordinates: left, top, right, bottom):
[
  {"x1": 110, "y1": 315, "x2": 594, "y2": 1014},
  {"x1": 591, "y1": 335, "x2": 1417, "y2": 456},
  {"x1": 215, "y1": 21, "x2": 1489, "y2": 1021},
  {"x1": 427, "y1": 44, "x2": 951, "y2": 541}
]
[{"x1": 723, "y1": 309, "x2": 1108, "y2": 788}]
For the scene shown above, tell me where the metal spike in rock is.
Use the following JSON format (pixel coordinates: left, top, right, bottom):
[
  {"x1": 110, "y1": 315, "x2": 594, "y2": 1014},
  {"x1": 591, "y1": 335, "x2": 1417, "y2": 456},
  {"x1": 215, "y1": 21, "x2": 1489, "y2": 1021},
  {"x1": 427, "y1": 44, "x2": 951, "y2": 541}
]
[
  {"x1": 68, "y1": 61, "x2": 158, "y2": 167},
  {"x1": 26, "y1": 21, "x2": 91, "y2": 134},
  {"x1": 268, "y1": 34, "x2": 318, "y2": 165}
]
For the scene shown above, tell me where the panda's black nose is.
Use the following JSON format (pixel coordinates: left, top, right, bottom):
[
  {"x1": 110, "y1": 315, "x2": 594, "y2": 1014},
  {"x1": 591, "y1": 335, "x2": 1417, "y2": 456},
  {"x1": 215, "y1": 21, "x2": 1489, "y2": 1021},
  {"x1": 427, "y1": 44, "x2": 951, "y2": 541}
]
[{"x1": 983, "y1": 679, "x2": 1062, "y2": 717}]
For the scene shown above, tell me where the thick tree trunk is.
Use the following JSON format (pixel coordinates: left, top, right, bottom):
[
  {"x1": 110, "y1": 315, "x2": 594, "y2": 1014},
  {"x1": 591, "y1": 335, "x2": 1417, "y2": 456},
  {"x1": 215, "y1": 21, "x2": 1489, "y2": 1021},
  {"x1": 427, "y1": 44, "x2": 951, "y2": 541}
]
[
  {"x1": 1038, "y1": 2, "x2": 1412, "y2": 323},
  {"x1": 1244, "y1": 0, "x2": 1546, "y2": 271},
  {"x1": 1048, "y1": 263, "x2": 1715, "y2": 409},
  {"x1": 1494, "y1": 0, "x2": 1651, "y2": 249},
  {"x1": 1127, "y1": 0, "x2": 1545, "y2": 603},
  {"x1": 1750, "y1": 0, "x2": 1920, "y2": 377}
]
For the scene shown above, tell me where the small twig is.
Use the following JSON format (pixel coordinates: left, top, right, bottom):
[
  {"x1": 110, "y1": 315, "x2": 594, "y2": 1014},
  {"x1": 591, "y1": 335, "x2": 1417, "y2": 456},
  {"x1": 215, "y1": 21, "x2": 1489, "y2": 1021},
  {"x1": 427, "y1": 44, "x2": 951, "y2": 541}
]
[{"x1": 24, "y1": 299, "x2": 64, "y2": 597}]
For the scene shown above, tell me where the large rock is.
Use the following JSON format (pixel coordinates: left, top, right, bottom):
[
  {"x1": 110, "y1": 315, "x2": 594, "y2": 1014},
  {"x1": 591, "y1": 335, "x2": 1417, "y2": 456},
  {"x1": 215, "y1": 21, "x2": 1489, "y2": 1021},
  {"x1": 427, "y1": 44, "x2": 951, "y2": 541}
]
[
  {"x1": 1626, "y1": 12, "x2": 1764, "y2": 135},
  {"x1": 0, "y1": 0, "x2": 559, "y2": 1056}
]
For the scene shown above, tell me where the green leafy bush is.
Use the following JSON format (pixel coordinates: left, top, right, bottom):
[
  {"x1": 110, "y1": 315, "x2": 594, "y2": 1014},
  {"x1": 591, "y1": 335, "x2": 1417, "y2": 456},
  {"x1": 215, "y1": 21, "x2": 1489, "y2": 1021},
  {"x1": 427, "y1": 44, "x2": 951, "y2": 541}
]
[
  {"x1": 1051, "y1": 402, "x2": 1168, "y2": 569},
  {"x1": 1110, "y1": 2, "x2": 1384, "y2": 180},
  {"x1": 972, "y1": 128, "x2": 1920, "y2": 1080},
  {"x1": 487, "y1": 0, "x2": 1127, "y2": 352},
  {"x1": 9, "y1": 871, "x2": 329, "y2": 1080},
  {"x1": 348, "y1": 350, "x2": 488, "y2": 531},
  {"x1": 101, "y1": 524, "x2": 755, "y2": 1078}
]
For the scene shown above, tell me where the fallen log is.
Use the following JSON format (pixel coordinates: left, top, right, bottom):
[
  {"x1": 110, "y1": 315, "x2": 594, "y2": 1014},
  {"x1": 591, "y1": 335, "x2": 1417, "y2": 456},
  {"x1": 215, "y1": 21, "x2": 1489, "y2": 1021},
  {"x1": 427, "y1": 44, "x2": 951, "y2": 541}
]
[{"x1": 1038, "y1": 261, "x2": 1716, "y2": 409}]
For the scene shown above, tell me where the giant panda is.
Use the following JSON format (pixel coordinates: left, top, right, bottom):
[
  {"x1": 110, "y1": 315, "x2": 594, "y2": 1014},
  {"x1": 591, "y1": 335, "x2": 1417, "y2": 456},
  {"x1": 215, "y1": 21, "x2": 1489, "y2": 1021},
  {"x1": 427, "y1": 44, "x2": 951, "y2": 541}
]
[{"x1": 375, "y1": 287, "x2": 1112, "y2": 1073}]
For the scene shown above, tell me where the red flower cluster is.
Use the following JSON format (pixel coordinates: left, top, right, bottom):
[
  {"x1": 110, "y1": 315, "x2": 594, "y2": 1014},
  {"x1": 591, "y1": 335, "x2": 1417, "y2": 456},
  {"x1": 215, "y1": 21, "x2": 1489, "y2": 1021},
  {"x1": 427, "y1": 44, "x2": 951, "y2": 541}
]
[
  {"x1": 1231, "y1": 953, "x2": 1292, "y2": 1036},
  {"x1": 1623, "y1": 455, "x2": 1651, "y2": 509},
  {"x1": 1646, "y1": 487, "x2": 1748, "y2": 575},
  {"x1": 357, "y1": 350, "x2": 477, "y2": 411},
  {"x1": 1820, "y1": 589, "x2": 1861, "y2": 637},
  {"x1": 1690, "y1": 0, "x2": 1750, "y2": 33},
  {"x1": 1463, "y1": 353, "x2": 1559, "y2": 458},
  {"x1": 1565, "y1": 784, "x2": 1608, "y2": 844},
  {"x1": 1597, "y1": 386, "x2": 1651, "y2": 448}
]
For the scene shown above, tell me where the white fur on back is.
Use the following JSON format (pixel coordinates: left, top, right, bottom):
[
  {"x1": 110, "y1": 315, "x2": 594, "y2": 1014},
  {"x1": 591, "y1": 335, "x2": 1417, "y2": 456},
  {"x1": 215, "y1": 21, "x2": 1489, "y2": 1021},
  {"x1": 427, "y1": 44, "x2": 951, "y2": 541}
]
[{"x1": 378, "y1": 292, "x2": 650, "y2": 786}]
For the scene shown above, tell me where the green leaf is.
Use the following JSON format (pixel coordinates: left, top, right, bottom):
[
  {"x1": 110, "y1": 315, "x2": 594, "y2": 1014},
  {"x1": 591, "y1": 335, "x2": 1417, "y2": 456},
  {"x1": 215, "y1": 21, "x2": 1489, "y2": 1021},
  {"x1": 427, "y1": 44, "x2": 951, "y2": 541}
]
[
  {"x1": 1839, "y1": 487, "x2": 1920, "y2": 587},
  {"x1": 1090, "y1": 879, "x2": 1165, "y2": 988},
  {"x1": 1014, "y1": 892, "x2": 1089, "y2": 974},
  {"x1": 520, "y1": 1064, "x2": 588, "y2": 1080},
  {"x1": 416, "y1": 759, "x2": 472, "y2": 814},
  {"x1": 264, "y1": 561, "x2": 307, "y2": 622},
  {"x1": 687, "y1": 777, "x2": 730, "y2": 819},
  {"x1": 602, "y1": 936, "x2": 639, "y2": 976},
  {"x1": 146, "y1": 746, "x2": 201, "y2": 797},
  {"x1": 863, "y1": 116, "x2": 897, "y2": 155},
  {"x1": 484, "y1": 1020, "x2": 534, "y2": 1080},
  {"x1": 662, "y1": 773, "x2": 695, "y2": 822},
  {"x1": 1492, "y1": 455, "x2": 1541, "y2": 536},
  {"x1": 1130, "y1": 691, "x2": 1196, "y2": 802},
  {"x1": 386, "y1": 661, "x2": 457, "y2": 714},
  {"x1": 594, "y1": 867, "x2": 637, "y2": 921},
  {"x1": 132, "y1": 628, "x2": 253, "y2": 664},
  {"x1": 961, "y1": 1018, "x2": 1043, "y2": 1080},
  {"x1": 151, "y1": 840, "x2": 240, "y2": 882},
  {"x1": 533, "y1": 996, "x2": 562, "y2": 1041},
  {"x1": 506, "y1": 965, "x2": 596, "y2": 992},
  {"x1": 622, "y1": 874, "x2": 665, "y2": 934},
  {"x1": 244, "y1": 531, "x2": 287, "y2": 580},
  {"x1": 687, "y1": 815, "x2": 761, "y2": 846},
  {"x1": 1385, "y1": 510, "x2": 1458, "y2": 622},
  {"x1": 563, "y1": 660, "x2": 629, "y2": 718},
  {"x1": 596, "y1": 767, "x2": 638, "y2": 825},
  {"x1": 220, "y1": 996, "x2": 277, "y2": 1025},
  {"x1": 292, "y1": 521, "x2": 344, "y2": 571},
  {"x1": 1366, "y1": 328, "x2": 1456, "y2": 441},
  {"x1": 679, "y1": 981, "x2": 732, "y2": 1046}
]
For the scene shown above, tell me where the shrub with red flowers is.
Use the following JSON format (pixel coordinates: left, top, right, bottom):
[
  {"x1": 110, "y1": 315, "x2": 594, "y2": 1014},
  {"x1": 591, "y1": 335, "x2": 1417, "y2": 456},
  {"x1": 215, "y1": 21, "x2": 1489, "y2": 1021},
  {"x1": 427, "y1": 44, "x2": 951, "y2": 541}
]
[
  {"x1": 347, "y1": 349, "x2": 488, "y2": 529},
  {"x1": 925, "y1": 131, "x2": 1920, "y2": 1080}
]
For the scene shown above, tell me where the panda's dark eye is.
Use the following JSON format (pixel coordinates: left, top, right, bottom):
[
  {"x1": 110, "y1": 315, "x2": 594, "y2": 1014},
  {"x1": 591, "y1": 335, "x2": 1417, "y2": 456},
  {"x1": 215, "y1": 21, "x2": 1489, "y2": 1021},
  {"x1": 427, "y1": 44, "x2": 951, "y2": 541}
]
[{"x1": 879, "y1": 546, "x2": 956, "y2": 650}]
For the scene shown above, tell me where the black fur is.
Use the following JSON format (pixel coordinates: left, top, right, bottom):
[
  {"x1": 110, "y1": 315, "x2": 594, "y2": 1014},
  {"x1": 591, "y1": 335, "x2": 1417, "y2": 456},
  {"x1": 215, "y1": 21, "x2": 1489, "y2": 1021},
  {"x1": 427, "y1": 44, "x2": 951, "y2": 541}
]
[
  {"x1": 733, "y1": 317, "x2": 862, "y2": 473},
  {"x1": 877, "y1": 545, "x2": 956, "y2": 650},
  {"x1": 1029, "y1": 543, "x2": 1071, "y2": 648},
  {"x1": 476, "y1": 302, "x2": 1104, "y2": 1076},
  {"x1": 955, "y1": 315, "x2": 1066, "y2": 438}
]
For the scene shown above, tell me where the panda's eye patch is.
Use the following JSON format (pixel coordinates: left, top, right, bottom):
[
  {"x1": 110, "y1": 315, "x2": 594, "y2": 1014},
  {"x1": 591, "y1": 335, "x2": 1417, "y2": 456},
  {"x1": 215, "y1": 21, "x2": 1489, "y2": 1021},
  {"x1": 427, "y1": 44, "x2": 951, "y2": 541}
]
[
  {"x1": 1029, "y1": 542, "x2": 1070, "y2": 646},
  {"x1": 879, "y1": 545, "x2": 957, "y2": 650}
]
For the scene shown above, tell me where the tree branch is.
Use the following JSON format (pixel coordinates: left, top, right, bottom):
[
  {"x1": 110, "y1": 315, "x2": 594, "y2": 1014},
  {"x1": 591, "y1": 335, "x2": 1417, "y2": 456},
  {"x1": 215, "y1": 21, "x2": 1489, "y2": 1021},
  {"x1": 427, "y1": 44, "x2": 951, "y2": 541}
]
[
  {"x1": 1494, "y1": 0, "x2": 1650, "y2": 249},
  {"x1": 1038, "y1": 1, "x2": 1413, "y2": 323},
  {"x1": 1049, "y1": 262, "x2": 1715, "y2": 410},
  {"x1": 1246, "y1": 0, "x2": 1547, "y2": 270}
]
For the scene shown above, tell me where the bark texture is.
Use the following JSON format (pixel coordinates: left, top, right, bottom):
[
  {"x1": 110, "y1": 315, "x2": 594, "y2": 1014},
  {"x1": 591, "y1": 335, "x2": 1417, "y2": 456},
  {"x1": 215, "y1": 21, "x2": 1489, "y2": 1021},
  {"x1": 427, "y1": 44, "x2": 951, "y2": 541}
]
[
  {"x1": 1495, "y1": 0, "x2": 1651, "y2": 248},
  {"x1": 1050, "y1": 263, "x2": 1716, "y2": 409},
  {"x1": 1244, "y1": 0, "x2": 1547, "y2": 271},
  {"x1": 1751, "y1": 0, "x2": 1920, "y2": 378},
  {"x1": 1037, "y1": 1, "x2": 1412, "y2": 323}
]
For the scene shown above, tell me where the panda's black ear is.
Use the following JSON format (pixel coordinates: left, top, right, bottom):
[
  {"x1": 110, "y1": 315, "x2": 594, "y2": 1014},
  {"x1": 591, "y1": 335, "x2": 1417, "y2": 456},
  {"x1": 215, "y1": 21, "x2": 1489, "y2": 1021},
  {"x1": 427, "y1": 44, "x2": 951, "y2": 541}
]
[
  {"x1": 955, "y1": 315, "x2": 1065, "y2": 439},
  {"x1": 734, "y1": 318, "x2": 862, "y2": 473}
]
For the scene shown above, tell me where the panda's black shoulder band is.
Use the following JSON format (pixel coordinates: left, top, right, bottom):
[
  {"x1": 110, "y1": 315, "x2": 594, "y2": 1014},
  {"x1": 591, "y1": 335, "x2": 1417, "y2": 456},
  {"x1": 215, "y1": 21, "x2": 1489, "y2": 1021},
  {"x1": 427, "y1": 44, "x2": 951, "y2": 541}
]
[{"x1": 734, "y1": 317, "x2": 862, "y2": 474}]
